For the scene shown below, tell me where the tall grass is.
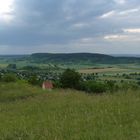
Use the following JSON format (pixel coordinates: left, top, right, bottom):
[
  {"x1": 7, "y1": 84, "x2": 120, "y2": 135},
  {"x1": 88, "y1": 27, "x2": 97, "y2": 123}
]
[
  {"x1": 0, "y1": 82, "x2": 140, "y2": 139},
  {"x1": 0, "y1": 82, "x2": 42, "y2": 102}
]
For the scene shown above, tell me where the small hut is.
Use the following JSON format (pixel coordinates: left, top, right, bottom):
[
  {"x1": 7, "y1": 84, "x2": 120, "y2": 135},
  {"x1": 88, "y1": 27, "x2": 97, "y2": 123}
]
[{"x1": 42, "y1": 81, "x2": 53, "y2": 90}]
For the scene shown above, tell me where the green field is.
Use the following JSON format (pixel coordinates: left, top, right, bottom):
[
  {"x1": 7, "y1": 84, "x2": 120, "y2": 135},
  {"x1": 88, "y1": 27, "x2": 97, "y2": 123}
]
[{"x1": 0, "y1": 82, "x2": 140, "y2": 139}]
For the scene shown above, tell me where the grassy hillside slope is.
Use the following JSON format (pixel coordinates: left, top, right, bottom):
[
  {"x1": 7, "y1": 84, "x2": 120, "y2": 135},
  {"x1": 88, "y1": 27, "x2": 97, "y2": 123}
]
[{"x1": 0, "y1": 83, "x2": 140, "y2": 139}]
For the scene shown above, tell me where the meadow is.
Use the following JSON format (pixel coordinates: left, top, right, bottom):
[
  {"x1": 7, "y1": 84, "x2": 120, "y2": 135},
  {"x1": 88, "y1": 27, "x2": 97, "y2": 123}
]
[
  {"x1": 0, "y1": 82, "x2": 140, "y2": 140},
  {"x1": 0, "y1": 54, "x2": 140, "y2": 139}
]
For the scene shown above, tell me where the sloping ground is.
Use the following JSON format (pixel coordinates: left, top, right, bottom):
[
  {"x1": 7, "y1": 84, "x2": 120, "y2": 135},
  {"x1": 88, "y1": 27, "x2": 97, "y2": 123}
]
[
  {"x1": 0, "y1": 83, "x2": 140, "y2": 139},
  {"x1": 0, "y1": 82, "x2": 41, "y2": 102}
]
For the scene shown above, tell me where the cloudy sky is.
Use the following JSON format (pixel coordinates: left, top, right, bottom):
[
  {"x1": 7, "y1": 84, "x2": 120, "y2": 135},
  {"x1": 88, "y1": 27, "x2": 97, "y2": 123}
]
[{"x1": 0, "y1": 0, "x2": 140, "y2": 54}]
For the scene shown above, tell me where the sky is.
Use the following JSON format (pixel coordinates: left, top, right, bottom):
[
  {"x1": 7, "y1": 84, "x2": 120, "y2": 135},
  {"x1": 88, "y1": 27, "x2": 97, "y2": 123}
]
[{"x1": 0, "y1": 0, "x2": 140, "y2": 54}]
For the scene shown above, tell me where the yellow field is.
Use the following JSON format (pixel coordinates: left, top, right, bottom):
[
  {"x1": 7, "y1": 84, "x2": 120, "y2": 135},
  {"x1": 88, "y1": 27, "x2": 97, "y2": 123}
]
[
  {"x1": 78, "y1": 67, "x2": 128, "y2": 74},
  {"x1": 0, "y1": 64, "x2": 8, "y2": 68}
]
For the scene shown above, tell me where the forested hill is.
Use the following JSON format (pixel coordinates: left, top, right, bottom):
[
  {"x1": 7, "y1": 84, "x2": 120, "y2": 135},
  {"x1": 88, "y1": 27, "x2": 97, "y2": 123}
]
[{"x1": 29, "y1": 53, "x2": 140, "y2": 64}]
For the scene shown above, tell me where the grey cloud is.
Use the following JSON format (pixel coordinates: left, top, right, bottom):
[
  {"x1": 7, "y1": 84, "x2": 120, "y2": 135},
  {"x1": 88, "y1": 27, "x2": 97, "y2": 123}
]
[{"x1": 0, "y1": 0, "x2": 140, "y2": 54}]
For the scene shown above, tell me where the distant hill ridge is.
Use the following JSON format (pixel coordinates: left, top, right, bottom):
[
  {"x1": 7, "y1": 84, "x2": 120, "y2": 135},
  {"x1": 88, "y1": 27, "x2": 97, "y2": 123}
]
[
  {"x1": 30, "y1": 53, "x2": 140, "y2": 64},
  {"x1": 31, "y1": 53, "x2": 113, "y2": 60}
]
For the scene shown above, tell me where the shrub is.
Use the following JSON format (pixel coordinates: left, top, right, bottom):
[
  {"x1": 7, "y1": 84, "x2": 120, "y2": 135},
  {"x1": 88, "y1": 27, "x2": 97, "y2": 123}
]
[
  {"x1": 119, "y1": 82, "x2": 139, "y2": 91},
  {"x1": 137, "y1": 81, "x2": 140, "y2": 86},
  {"x1": 28, "y1": 75, "x2": 41, "y2": 86},
  {"x1": 53, "y1": 80, "x2": 62, "y2": 88},
  {"x1": 2, "y1": 73, "x2": 17, "y2": 82},
  {"x1": 83, "y1": 81, "x2": 107, "y2": 94},
  {"x1": 0, "y1": 74, "x2": 1, "y2": 81},
  {"x1": 60, "y1": 69, "x2": 82, "y2": 89},
  {"x1": 105, "y1": 80, "x2": 117, "y2": 92}
]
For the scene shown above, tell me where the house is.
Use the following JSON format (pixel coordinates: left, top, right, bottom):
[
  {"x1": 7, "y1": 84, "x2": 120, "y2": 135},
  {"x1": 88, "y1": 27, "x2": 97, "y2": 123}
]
[{"x1": 42, "y1": 81, "x2": 53, "y2": 90}]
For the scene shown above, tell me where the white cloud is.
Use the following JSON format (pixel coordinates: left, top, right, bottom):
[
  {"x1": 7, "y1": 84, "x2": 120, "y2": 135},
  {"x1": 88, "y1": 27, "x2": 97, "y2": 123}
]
[
  {"x1": 0, "y1": 0, "x2": 14, "y2": 23},
  {"x1": 104, "y1": 35, "x2": 128, "y2": 41},
  {"x1": 0, "y1": 0, "x2": 14, "y2": 14},
  {"x1": 104, "y1": 34, "x2": 140, "y2": 42},
  {"x1": 100, "y1": 8, "x2": 139, "y2": 19},
  {"x1": 100, "y1": 10, "x2": 115, "y2": 19},
  {"x1": 119, "y1": 8, "x2": 139, "y2": 15},
  {"x1": 104, "y1": 27, "x2": 140, "y2": 42},
  {"x1": 123, "y1": 28, "x2": 140, "y2": 33}
]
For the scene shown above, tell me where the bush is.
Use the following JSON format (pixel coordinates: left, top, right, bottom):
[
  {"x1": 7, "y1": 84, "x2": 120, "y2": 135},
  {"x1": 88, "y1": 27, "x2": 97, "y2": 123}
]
[
  {"x1": 0, "y1": 74, "x2": 1, "y2": 81},
  {"x1": 137, "y1": 81, "x2": 140, "y2": 86},
  {"x1": 105, "y1": 80, "x2": 117, "y2": 92},
  {"x1": 119, "y1": 82, "x2": 139, "y2": 91},
  {"x1": 2, "y1": 73, "x2": 17, "y2": 82},
  {"x1": 82, "y1": 81, "x2": 107, "y2": 94},
  {"x1": 53, "y1": 80, "x2": 62, "y2": 88},
  {"x1": 60, "y1": 69, "x2": 82, "y2": 89},
  {"x1": 28, "y1": 75, "x2": 41, "y2": 86}
]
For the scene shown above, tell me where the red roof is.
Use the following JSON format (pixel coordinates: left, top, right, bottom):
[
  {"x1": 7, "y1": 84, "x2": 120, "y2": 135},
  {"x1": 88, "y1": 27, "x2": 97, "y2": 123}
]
[{"x1": 42, "y1": 81, "x2": 53, "y2": 89}]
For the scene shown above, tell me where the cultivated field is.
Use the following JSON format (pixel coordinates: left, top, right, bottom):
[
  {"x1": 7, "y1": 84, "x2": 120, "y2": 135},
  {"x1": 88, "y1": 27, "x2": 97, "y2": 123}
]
[
  {"x1": 78, "y1": 64, "x2": 140, "y2": 74},
  {"x1": 78, "y1": 67, "x2": 126, "y2": 74}
]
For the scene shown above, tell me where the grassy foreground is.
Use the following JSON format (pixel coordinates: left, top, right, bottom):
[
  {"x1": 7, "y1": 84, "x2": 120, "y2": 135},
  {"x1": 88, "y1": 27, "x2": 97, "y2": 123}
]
[{"x1": 0, "y1": 83, "x2": 140, "y2": 140}]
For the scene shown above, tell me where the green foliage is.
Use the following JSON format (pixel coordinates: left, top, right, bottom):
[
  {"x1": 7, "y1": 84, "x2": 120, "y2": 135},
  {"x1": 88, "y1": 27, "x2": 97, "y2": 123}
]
[
  {"x1": 105, "y1": 80, "x2": 118, "y2": 92},
  {"x1": 137, "y1": 81, "x2": 140, "y2": 85},
  {"x1": 28, "y1": 75, "x2": 41, "y2": 86},
  {"x1": 60, "y1": 69, "x2": 82, "y2": 89},
  {"x1": 2, "y1": 73, "x2": 17, "y2": 82},
  {"x1": 53, "y1": 80, "x2": 62, "y2": 88},
  {"x1": 119, "y1": 82, "x2": 139, "y2": 91},
  {"x1": 83, "y1": 81, "x2": 107, "y2": 93},
  {"x1": 0, "y1": 74, "x2": 1, "y2": 81},
  {"x1": 22, "y1": 65, "x2": 41, "y2": 71}
]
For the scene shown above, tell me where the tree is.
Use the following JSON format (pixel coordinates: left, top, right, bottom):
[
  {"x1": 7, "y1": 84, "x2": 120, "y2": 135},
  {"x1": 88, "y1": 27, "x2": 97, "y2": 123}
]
[{"x1": 60, "y1": 69, "x2": 82, "y2": 89}]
